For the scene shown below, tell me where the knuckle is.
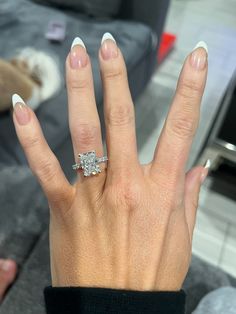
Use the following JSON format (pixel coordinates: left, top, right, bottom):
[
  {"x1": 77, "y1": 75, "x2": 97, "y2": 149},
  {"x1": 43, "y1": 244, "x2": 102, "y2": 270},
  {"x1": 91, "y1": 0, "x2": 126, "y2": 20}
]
[
  {"x1": 168, "y1": 115, "x2": 196, "y2": 139},
  {"x1": 33, "y1": 158, "x2": 58, "y2": 183},
  {"x1": 106, "y1": 103, "x2": 134, "y2": 127},
  {"x1": 122, "y1": 184, "x2": 141, "y2": 209},
  {"x1": 77, "y1": 123, "x2": 99, "y2": 147},
  {"x1": 103, "y1": 66, "x2": 125, "y2": 82},
  {"x1": 68, "y1": 76, "x2": 90, "y2": 91},
  {"x1": 21, "y1": 135, "x2": 41, "y2": 151},
  {"x1": 178, "y1": 79, "x2": 202, "y2": 100},
  {"x1": 106, "y1": 180, "x2": 141, "y2": 211},
  {"x1": 21, "y1": 136, "x2": 60, "y2": 184}
]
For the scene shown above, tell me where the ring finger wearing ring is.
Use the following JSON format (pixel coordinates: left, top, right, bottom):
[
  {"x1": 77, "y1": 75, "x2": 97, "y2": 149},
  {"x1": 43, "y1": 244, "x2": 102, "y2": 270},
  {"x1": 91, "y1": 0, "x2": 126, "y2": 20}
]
[
  {"x1": 72, "y1": 150, "x2": 108, "y2": 177},
  {"x1": 66, "y1": 38, "x2": 105, "y2": 180}
]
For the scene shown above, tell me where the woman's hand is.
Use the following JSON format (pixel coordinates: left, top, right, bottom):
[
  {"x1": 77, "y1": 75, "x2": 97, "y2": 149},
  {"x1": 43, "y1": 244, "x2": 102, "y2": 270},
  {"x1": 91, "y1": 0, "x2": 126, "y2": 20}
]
[{"x1": 12, "y1": 34, "x2": 208, "y2": 291}]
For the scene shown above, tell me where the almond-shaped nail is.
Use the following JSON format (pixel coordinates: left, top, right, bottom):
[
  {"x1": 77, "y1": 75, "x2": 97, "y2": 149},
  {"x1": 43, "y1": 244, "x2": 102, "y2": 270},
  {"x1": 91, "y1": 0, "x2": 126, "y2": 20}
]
[
  {"x1": 12, "y1": 94, "x2": 30, "y2": 125},
  {"x1": 190, "y1": 41, "x2": 208, "y2": 70},
  {"x1": 70, "y1": 37, "x2": 88, "y2": 69},
  {"x1": 101, "y1": 32, "x2": 118, "y2": 60},
  {"x1": 201, "y1": 159, "x2": 211, "y2": 183}
]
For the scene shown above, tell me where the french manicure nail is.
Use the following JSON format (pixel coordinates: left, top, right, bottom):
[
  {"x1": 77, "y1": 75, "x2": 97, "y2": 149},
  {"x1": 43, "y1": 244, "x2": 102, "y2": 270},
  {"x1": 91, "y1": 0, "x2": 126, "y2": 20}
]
[
  {"x1": 71, "y1": 37, "x2": 86, "y2": 50},
  {"x1": 201, "y1": 159, "x2": 211, "y2": 183},
  {"x1": 204, "y1": 159, "x2": 211, "y2": 169},
  {"x1": 190, "y1": 41, "x2": 208, "y2": 70},
  {"x1": 70, "y1": 37, "x2": 88, "y2": 69},
  {"x1": 194, "y1": 41, "x2": 208, "y2": 54},
  {"x1": 101, "y1": 32, "x2": 118, "y2": 60},
  {"x1": 12, "y1": 94, "x2": 30, "y2": 125},
  {"x1": 12, "y1": 94, "x2": 25, "y2": 108}
]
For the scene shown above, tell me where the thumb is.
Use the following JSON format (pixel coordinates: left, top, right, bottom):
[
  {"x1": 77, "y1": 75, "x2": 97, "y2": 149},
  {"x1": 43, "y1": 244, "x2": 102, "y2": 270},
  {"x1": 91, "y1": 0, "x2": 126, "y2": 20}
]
[{"x1": 184, "y1": 160, "x2": 210, "y2": 241}]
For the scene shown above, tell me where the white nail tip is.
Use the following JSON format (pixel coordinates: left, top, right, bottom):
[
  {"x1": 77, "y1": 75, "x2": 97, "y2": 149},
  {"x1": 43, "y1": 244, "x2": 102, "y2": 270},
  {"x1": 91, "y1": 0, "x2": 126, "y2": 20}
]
[
  {"x1": 71, "y1": 37, "x2": 86, "y2": 50},
  {"x1": 12, "y1": 94, "x2": 25, "y2": 107},
  {"x1": 194, "y1": 41, "x2": 208, "y2": 54},
  {"x1": 101, "y1": 32, "x2": 116, "y2": 45},
  {"x1": 204, "y1": 159, "x2": 211, "y2": 169}
]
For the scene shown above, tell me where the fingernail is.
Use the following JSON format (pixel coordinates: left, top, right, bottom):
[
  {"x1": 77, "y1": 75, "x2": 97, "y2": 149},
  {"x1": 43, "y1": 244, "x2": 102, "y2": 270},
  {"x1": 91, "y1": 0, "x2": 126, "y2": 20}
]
[
  {"x1": 12, "y1": 94, "x2": 30, "y2": 125},
  {"x1": 204, "y1": 159, "x2": 211, "y2": 169},
  {"x1": 101, "y1": 32, "x2": 118, "y2": 60},
  {"x1": 201, "y1": 159, "x2": 211, "y2": 183},
  {"x1": 71, "y1": 37, "x2": 86, "y2": 50},
  {"x1": 0, "y1": 260, "x2": 12, "y2": 272},
  {"x1": 70, "y1": 37, "x2": 88, "y2": 69},
  {"x1": 190, "y1": 41, "x2": 208, "y2": 70}
]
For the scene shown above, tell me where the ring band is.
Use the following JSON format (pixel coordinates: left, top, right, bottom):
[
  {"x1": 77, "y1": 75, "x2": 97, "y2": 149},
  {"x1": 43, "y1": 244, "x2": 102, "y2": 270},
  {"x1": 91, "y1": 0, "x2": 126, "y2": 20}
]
[{"x1": 72, "y1": 150, "x2": 108, "y2": 177}]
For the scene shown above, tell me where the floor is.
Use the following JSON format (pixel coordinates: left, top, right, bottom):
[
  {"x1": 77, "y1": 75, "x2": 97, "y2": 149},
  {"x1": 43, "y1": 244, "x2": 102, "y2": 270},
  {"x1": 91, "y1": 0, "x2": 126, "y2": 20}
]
[{"x1": 136, "y1": 0, "x2": 236, "y2": 277}]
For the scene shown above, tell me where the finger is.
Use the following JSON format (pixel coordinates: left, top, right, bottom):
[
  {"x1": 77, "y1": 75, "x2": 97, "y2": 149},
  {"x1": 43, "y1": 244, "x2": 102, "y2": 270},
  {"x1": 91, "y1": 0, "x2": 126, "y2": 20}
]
[
  {"x1": 12, "y1": 94, "x2": 73, "y2": 208},
  {"x1": 151, "y1": 42, "x2": 208, "y2": 186},
  {"x1": 184, "y1": 160, "x2": 210, "y2": 240},
  {"x1": 66, "y1": 37, "x2": 104, "y2": 177},
  {"x1": 0, "y1": 259, "x2": 17, "y2": 303},
  {"x1": 99, "y1": 33, "x2": 139, "y2": 176}
]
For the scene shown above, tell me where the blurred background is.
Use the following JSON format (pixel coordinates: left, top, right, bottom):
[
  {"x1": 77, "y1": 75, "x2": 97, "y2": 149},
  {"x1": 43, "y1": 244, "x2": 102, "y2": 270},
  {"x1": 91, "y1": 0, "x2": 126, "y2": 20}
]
[{"x1": 0, "y1": 0, "x2": 235, "y2": 313}]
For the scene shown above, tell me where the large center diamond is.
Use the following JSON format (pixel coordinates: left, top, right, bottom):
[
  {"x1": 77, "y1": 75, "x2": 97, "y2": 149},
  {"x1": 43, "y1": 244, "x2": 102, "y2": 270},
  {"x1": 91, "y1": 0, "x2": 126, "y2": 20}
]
[{"x1": 79, "y1": 151, "x2": 101, "y2": 177}]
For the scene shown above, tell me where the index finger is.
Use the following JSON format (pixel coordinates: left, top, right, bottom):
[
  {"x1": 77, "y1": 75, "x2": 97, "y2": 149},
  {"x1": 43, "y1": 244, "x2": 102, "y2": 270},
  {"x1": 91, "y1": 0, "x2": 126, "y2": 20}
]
[
  {"x1": 12, "y1": 94, "x2": 73, "y2": 209},
  {"x1": 151, "y1": 42, "x2": 208, "y2": 187}
]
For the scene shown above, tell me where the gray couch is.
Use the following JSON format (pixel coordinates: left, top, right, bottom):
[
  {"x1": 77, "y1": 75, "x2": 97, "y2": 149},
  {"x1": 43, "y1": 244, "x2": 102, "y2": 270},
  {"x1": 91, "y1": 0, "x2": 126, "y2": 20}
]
[
  {"x1": 0, "y1": 0, "x2": 166, "y2": 173},
  {"x1": 0, "y1": 0, "x2": 235, "y2": 313}
]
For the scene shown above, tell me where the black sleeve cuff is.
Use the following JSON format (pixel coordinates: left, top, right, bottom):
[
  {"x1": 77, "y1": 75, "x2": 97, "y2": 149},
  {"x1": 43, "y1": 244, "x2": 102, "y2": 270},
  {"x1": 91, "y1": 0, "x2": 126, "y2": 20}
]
[{"x1": 44, "y1": 286, "x2": 186, "y2": 314}]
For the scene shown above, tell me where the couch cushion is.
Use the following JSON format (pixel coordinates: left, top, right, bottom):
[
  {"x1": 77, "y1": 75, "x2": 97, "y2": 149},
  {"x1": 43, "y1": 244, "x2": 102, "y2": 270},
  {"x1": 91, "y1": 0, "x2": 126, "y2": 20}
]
[
  {"x1": 0, "y1": 0, "x2": 154, "y2": 168},
  {"x1": 32, "y1": 0, "x2": 122, "y2": 17},
  {"x1": 0, "y1": 231, "x2": 50, "y2": 314},
  {"x1": 0, "y1": 166, "x2": 48, "y2": 266}
]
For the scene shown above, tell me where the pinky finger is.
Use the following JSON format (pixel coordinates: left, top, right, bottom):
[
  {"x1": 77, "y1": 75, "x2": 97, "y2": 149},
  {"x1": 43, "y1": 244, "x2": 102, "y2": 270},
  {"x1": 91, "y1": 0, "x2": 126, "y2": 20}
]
[
  {"x1": 184, "y1": 161, "x2": 210, "y2": 240},
  {"x1": 12, "y1": 94, "x2": 73, "y2": 209}
]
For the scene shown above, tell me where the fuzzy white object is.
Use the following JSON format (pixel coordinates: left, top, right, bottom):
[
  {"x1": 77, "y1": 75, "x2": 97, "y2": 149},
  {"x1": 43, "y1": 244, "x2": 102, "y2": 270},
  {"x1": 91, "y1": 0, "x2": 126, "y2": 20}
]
[{"x1": 15, "y1": 48, "x2": 62, "y2": 110}]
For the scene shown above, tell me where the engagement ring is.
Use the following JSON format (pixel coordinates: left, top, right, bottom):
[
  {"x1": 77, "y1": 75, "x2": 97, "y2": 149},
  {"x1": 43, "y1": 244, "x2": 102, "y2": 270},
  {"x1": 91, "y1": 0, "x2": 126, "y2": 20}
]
[{"x1": 72, "y1": 150, "x2": 108, "y2": 177}]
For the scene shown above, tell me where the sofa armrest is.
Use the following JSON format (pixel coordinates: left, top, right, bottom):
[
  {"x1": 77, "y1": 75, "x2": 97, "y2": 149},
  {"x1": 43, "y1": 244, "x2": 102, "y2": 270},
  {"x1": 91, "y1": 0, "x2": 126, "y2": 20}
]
[{"x1": 119, "y1": 0, "x2": 170, "y2": 48}]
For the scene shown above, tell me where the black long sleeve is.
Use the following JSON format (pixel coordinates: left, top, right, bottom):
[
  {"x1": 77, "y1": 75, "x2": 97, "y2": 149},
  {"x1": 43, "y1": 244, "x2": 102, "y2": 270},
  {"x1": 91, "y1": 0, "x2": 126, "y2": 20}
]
[{"x1": 44, "y1": 286, "x2": 186, "y2": 314}]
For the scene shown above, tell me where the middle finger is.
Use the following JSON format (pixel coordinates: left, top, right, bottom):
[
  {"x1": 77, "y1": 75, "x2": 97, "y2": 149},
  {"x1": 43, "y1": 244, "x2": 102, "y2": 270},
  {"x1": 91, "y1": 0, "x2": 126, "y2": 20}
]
[{"x1": 99, "y1": 33, "x2": 139, "y2": 176}]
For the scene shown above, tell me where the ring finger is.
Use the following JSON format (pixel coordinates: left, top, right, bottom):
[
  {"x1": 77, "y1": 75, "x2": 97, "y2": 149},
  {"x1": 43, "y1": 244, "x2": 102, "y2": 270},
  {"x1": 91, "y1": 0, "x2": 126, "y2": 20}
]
[{"x1": 66, "y1": 37, "x2": 104, "y2": 181}]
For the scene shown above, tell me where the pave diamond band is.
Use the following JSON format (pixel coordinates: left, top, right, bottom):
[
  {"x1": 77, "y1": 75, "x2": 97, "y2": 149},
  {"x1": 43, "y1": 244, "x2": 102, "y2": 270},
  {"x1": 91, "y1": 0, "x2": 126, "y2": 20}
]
[
  {"x1": 72, "y1": 150, "x2": 108, "y2": 177},
  {"x1": 96, "y1": 156, "x2": 108, "y2": 163}
]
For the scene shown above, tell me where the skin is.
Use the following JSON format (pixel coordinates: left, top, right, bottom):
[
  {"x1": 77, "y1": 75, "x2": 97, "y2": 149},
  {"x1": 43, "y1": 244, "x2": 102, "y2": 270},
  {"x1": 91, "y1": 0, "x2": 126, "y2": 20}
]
[
  {"x1": 12, "y1": 37, "x2": 208, "y2": 291},
  {"x1": 0, "y1": 259, "x2": 17, "y2": 303}
]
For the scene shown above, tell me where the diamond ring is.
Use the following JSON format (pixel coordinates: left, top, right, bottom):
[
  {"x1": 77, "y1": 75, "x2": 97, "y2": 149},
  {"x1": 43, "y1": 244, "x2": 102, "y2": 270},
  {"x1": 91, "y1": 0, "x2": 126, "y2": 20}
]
[{"x1": 72, "y1": 150, "x2": 108, "y2": 177}]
